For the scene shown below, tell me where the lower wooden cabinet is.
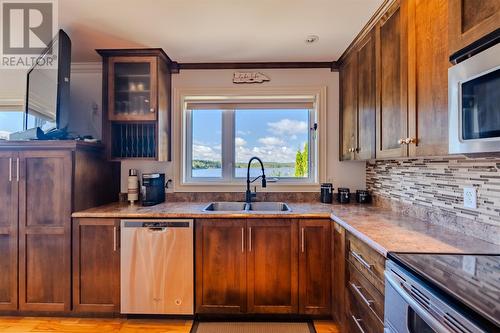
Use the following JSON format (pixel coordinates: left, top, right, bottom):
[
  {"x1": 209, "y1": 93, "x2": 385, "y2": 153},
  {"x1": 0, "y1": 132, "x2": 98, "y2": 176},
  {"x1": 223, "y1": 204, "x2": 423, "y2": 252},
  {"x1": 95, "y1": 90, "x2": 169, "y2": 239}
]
[
  {"x1": 299, "y1": 220, "x2": 331, "y2": 315},
  {"x1": 195, "y1": 218, "x2": 331, "y2": 316},
  {"x1": 247, "y1": 219, "x2": 298, "y2": 314},
  {"x1": 73, "y1": 218, "x2": 120, "y2": 313},
  {"x1": 195, "y1": 219, "x2": 247, "y2": 314}
]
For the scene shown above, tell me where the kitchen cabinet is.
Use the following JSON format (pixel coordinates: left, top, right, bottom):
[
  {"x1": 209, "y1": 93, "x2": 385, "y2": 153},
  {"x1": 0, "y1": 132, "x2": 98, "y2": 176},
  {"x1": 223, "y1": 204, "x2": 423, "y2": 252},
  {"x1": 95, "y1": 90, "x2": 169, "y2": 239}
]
[
  {"x1": 332, "y1": 222, "x2": 346, "y2": 331},
  {"x1": 195, "y1": 218, "x2": 329, "y2": 316},
  {"x1": 247, "y1": 219, "x2": 298, "y2": 314},
  {"x1": 375, "y1": 0, "x2": 409, "y2": 158},
  {"x1": 73, "y1": 219, "x2": 120, "y2": 313},
  {"x1": 340, "y1": 31, "x2": 376, "y2": 161},
  {"x1": 0, "y1": 152, "x2": 18, "y2": 311},
  {"x1": 298, "y1": 220, "x2": 331, "y2": 315},
  {"x1": 98, "y1": 49, "x2": 175, "y2": 161},
  {"x1": 195, "y1": 219, "x2": 247, "y2": 314},
  {"x1": 340, "y1": 50, "x2": 358, "y2": 161},
  {"x1": 407, "y1": 0, "x2": 449, "y2": 157},
  {"x1": 449, "y1": 0, "x2": 500, "y2": 57},
  {"x1": 0, "y1": 141, "x2": 119, "y2": 313}
]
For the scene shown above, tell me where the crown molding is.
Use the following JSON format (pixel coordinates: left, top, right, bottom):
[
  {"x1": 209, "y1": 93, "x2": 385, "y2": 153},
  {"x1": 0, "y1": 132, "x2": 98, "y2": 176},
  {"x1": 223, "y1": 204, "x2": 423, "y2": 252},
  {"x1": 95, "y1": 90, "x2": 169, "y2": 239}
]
[{"x1": 71, "y1": 62, "x2": 102, "y2": 74}]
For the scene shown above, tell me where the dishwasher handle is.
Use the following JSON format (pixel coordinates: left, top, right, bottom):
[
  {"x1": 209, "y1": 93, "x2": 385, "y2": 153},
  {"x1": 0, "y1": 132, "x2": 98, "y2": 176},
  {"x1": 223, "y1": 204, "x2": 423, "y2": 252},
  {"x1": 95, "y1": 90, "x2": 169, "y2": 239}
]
[{"x1": 122, "y1": 220, "x2": 192, "y2": 229}]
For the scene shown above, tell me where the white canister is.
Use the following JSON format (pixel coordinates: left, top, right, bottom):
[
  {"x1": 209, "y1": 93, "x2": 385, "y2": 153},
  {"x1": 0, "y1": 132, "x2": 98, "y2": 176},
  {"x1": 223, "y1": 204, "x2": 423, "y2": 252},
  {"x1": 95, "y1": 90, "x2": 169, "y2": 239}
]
[{"x1": 127, "y1": 169, "x2": 139, "y2": 204}]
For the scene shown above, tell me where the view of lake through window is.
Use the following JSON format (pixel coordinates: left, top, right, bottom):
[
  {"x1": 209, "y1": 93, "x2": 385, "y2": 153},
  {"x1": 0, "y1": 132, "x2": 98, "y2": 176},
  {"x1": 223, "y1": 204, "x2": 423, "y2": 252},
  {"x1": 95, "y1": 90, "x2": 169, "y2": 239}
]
[{"x1": 191, "y1": 108, "x2": 310, "y2": 179}]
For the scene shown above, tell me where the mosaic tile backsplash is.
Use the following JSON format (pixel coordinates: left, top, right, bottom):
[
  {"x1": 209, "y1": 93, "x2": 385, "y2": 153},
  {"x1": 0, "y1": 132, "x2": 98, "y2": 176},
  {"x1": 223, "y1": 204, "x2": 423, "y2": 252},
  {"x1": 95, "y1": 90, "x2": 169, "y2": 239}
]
[{"x1": 366, "y1": 157, "x2": 500, "y2": 245}]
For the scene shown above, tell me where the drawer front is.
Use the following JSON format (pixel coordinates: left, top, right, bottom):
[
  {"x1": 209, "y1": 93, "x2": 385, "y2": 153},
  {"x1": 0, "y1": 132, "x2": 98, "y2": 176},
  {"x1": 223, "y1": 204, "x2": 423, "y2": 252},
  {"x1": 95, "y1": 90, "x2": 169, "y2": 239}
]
[
  {"x1": 346, "y1": 232, "x2": 385, "y2": 294},
  {"x1": 347, "y1": 260, "x2": 384, "y2": 322},
  {"x1": 346, "y1": 279, "x2": 384, "y2": 333}
]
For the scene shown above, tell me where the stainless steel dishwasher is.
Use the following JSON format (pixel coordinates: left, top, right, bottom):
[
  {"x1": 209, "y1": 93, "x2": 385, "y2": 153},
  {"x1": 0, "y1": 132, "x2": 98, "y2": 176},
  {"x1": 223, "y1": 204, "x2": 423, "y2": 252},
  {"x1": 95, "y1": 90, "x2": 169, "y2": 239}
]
[{"x1": 120, "y1": 219, "x2": 193, "y2": 315}]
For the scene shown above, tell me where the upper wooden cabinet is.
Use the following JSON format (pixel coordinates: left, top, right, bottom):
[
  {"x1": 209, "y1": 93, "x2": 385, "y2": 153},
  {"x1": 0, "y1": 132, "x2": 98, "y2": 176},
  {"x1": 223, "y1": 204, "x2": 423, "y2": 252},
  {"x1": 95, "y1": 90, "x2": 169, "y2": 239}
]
[
  {"x1": 375, "y1": 0, "x2": 409, "y2": 159},
  {"x1": 98, "y1": 49, "x2": 174, "y2": 161},
  {"x1": 339, "y1": 0, "x2": 450, "y2": 160},
  {"x1": 408, "y1": 0, "x2": 449, "y2": 157},
  {"x1": 449, "y1": 0, "x2": 500, "y2": 56},
  {"x1": 340, "y1": 31, "x2": 376, "y2": 161}
]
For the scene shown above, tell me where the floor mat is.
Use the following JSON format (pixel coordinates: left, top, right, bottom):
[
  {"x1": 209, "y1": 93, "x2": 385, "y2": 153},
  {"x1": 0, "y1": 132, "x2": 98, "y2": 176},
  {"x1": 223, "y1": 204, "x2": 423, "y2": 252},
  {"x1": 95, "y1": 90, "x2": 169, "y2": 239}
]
[{"x1": 192, "y1": 321, "x2": 315, "y2": 333}]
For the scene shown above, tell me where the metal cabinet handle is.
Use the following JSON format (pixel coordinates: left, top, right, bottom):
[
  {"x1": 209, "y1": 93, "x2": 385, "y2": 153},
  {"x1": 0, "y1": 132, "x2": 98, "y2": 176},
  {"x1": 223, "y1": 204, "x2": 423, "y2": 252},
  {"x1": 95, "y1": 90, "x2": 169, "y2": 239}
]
[
  {"x1": 351, "y1": 315, "x2": 366, "y2": 333},
  {"x1": 16, "y1": 158, "x2": 19, "y2": 182},
  {"x1": 351, "y1": 250, "x2": 372, "y2": 270},
  {"x1": 350, "y1": 282, "x2": 374, "y2": 308},
  {"x1": 398, "y1": 138, "x2": 405, "y2": 145},
  {"x1": 8, "y1": 158, "x2": 12, "y2": 182},
  {"x1": 301, "y1": 227, "x2": 305, "y2": 253},
  {"x1": 113, "y1": 226, "x2": 117, "y2": 251},
  {"x1": 248, "y1": 227, "x2": 252, "y2": 252},
  {"x1": 241, "y1": 227, "x2": 244, "y2": 253}
]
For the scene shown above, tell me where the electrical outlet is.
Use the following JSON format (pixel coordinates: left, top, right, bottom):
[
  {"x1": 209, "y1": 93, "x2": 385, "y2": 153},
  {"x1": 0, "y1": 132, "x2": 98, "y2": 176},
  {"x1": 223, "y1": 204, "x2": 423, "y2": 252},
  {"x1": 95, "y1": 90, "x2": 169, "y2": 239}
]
[{"x1": 463, "y1": 187, "x2": 477, "y2": 209}]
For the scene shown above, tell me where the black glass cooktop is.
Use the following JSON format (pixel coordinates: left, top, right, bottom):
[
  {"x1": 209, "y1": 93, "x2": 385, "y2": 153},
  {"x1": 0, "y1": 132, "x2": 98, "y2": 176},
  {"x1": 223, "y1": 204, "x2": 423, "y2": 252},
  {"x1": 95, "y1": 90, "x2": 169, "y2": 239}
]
[{"x1": 389, "y1": 253, "x2": 500, "y2": 329}]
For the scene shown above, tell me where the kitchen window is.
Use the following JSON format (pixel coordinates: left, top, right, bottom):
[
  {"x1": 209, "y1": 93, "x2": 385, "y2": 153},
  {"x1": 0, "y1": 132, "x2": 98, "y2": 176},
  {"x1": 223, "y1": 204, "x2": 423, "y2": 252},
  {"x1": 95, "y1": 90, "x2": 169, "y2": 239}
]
[
  {"x1": 0, "y1": 99, "x2": 25, "y2": 139},
  {"x1": 183, "y1": 96, "x2": 318, "y2": 185}
]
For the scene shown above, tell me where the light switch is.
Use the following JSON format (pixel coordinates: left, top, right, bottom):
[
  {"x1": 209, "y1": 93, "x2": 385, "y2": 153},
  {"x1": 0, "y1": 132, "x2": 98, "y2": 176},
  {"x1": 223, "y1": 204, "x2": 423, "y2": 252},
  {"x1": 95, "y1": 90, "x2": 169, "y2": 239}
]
[{"x1": 463, "y1": 187, "x2": 477, "y2": 209}]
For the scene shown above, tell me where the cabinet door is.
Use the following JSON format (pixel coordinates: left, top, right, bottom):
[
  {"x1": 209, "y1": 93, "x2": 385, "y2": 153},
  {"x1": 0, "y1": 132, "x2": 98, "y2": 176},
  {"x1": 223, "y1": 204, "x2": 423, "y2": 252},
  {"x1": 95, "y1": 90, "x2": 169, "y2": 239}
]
[
  {"x1": 449, "y1": 0, "x2": 500, "y2": 56},
  {"x1": 195, "y1": 219, "x2": 246, "y2": 314},
  {"x1": 340, "y1": 52, "x2": 358, "y2": 161},
  {"x1": 18, "y1": 150, "x2": 72, "y2": 312},
  {"x1": 407, "y1": 0, "x2": 449, "y2": 157},
  {"x1": 298, "y1": 220, "x2": 331, "y2": 315},
  {"x1": 332, "y1": 223, "x2": 346, "y2": 330},
  {"x1": 0, "y1": 152, "x2": 18, "y2": 311},
  {"x1": 376, "y1": 0, "x2": 409, "y2": 158},
  {"x1": 356, "y1": 31, "x2": 376, "y2": 160},
  {"x1": 247, "y1": 219, "x2": 298, "y2": 314},
  {"x1": 108, "y1": 56, "x2": 158, "y2": 121},
  {"x1": 73, "y1": 219, "x2": 120, "y2": 313}
]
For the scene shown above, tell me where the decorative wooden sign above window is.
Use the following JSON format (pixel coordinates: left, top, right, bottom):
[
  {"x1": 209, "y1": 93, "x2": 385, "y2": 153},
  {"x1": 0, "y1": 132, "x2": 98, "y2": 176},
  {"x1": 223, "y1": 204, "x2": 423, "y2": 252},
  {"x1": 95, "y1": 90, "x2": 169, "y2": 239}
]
[{"x1": 233, "y1": 72, "x2": 270, "y2": 84}]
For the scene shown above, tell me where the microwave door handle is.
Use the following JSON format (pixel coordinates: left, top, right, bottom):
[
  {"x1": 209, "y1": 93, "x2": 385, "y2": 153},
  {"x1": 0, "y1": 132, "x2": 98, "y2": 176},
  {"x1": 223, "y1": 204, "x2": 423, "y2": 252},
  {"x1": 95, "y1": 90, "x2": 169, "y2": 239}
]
[{"x1": 385, "y1": 272, "x2": 450, "y2": 333}]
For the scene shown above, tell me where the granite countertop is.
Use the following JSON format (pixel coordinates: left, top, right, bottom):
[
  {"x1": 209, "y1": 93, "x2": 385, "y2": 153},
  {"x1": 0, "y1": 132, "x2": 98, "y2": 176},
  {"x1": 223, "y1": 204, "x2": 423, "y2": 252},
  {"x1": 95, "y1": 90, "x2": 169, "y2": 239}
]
[
  {"x1": 331, "y1": 205, "x2": 500, "y2": 256},
  {"x1": 72, "y1": 201, "x2": 334, "y2": 219},
  {"x1": 73, "y1": 201, "x2": 500, "y2": 256}
]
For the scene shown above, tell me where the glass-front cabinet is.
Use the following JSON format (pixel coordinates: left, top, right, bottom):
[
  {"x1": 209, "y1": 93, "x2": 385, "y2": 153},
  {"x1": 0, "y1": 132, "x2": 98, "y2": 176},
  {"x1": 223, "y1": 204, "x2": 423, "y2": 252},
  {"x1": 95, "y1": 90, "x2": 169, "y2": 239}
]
[
  {"x1": 109, "y1": 57, "x2": 157, "y2": 121},
  {"x1": 98, "y1": 49, "x2": 173, "y2": 161}
]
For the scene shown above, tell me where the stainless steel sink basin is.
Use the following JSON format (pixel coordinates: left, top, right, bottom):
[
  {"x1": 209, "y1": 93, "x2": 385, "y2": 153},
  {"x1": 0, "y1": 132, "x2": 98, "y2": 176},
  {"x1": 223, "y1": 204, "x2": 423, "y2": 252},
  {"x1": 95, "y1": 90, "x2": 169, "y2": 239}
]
[
  {"x1": 203, "y1": 202, "x2": 247, "y2": 212},
  {"x1": 248, "y1": 202, "x2": 291, "y2": 212},
  {"x1": 202, "y1": 201, "x2": 291, "y2": 212}
]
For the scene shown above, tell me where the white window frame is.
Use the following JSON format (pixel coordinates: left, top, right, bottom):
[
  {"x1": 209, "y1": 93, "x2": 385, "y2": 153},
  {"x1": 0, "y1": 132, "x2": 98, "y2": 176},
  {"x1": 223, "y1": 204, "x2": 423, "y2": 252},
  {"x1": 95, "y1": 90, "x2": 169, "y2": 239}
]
[
  {"x1": 173, "y1": 87, "x2": 327, "y2": 192},
  {"x1": 184, "y1": 107, "x2": 317, "y2": 184}
]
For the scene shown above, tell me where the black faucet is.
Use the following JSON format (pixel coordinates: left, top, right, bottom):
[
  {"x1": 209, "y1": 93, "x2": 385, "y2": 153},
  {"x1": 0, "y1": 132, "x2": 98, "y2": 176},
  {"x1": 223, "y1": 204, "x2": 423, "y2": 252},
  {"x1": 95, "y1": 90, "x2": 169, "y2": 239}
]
[{"x1": 245, "y1": 157, "x2": 267, "y2": 204}]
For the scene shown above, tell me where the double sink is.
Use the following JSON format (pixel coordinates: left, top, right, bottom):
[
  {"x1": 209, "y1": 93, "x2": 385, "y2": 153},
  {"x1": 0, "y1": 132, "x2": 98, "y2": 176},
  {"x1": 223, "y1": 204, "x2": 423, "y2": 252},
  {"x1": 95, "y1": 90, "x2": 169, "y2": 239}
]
[{"x1": 203, "y1": 201, "x2": 291, "y2": 212}]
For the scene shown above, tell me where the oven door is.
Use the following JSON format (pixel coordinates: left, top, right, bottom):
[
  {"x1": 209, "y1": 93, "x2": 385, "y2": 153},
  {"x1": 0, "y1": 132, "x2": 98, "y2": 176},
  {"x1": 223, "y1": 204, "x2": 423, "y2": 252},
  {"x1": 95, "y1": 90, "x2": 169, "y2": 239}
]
[
  {"x1": 384, "y1": 272, "x2": 449, "y2": 333},
  {"x1": 449, "y1": 43, "x2": 500, "y2": 154}
]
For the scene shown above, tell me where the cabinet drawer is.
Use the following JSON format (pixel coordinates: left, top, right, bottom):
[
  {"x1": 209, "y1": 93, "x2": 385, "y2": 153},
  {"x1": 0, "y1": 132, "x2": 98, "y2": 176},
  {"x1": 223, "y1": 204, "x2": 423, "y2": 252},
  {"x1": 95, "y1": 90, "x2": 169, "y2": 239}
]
[
  {"x1": 346, "y1": 279, "x2": 384, "y2": 333},
  {"x1": 346, "y1": 232, "x2": 385, "y2": 294},
  {"x1": 347, "y1": 260, "x2": 384, "y2": 322}
]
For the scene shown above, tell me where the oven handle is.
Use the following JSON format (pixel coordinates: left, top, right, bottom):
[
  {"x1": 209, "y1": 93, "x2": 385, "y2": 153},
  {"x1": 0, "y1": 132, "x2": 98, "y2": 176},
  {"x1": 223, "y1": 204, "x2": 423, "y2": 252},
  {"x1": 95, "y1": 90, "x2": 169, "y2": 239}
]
[{"x1": 385, "y1": 271, "x2": 450, "y2": 333}]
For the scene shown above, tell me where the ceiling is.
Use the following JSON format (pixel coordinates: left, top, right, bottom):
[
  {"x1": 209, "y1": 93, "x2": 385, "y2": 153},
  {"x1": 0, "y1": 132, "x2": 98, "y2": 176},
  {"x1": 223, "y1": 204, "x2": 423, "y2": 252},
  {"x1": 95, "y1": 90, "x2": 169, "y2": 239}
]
[{"x1": 59, "y1": 0, "x2": 384, "y2": 63}]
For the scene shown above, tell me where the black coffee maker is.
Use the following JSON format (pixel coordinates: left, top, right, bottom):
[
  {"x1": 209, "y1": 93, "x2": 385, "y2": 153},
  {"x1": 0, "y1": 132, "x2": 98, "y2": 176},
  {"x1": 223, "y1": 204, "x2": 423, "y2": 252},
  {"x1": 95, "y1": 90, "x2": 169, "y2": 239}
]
[{"x1": 141, "y1": 173, "x2": 165, "y2": 206}]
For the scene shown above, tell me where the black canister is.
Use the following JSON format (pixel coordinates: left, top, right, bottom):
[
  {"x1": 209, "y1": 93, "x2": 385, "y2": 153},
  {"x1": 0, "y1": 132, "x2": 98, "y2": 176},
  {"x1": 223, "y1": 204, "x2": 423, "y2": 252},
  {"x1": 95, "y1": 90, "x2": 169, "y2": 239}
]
[
  {"x1": 320, "y1": 183, "x2": 333, "y2": 203},
  {"x1": 337, "y1": 188, "x2": 350, "y2": 203},
  {"x1": 356, "y1": 190, "x2": 371, "y2": 204}
]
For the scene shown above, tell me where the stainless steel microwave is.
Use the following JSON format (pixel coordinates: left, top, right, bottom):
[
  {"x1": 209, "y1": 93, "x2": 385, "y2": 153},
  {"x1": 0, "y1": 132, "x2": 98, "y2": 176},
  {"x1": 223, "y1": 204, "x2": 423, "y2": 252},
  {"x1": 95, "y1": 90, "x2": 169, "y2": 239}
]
[{"x1": 449, "y1": 43, "x2": 500, "y2": 154}]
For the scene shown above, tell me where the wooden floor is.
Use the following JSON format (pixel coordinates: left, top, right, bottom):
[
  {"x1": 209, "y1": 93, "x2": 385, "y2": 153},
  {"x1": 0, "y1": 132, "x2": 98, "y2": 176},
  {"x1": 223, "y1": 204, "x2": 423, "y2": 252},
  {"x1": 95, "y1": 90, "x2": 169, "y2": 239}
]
[{"x1": 0, "y1": 317, "x2": 340, "y2": 333}]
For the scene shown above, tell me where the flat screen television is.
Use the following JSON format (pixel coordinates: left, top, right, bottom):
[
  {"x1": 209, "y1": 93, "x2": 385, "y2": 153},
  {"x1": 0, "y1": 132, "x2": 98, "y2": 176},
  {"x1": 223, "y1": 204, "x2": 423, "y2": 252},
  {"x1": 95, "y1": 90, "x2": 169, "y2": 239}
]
[{"x1": 24, "y1": 29, "x2": 71, "y2": 138}]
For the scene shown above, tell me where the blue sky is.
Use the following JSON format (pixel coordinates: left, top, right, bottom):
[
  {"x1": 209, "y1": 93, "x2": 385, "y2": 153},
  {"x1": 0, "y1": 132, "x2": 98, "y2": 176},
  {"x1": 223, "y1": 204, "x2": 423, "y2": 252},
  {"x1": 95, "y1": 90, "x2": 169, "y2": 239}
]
[
  {"x1": 192, "y1": 109, "x2": 309, "y2": 164},
  {"x1": 0, "y1": 112, "x2": 24, "y2": 139}
]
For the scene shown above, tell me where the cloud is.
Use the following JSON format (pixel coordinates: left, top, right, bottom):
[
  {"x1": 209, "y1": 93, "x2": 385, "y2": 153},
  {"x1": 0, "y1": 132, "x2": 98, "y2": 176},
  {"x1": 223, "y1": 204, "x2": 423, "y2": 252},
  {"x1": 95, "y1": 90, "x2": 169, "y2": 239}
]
[
  {"x1": 237, "y1": 130, "x2": 251, "y2": 136},
  {"x1": 193, "y1": 144, "x2": 221, "y2": 160},
  {"x1": 236, "y1": 144, "x2": 296, "y2": 163},
  {"x1": 0, "y1": 131, "x2": 10, "y2": 139},
  {"x1": 258, "y1": 136, "x2": 284, "y2": 146},
  {"x1": 235, "y1": 137, "x2": 247, "y2": 147},
  {"x1": 267, "y1": 119, "x2": 308, "y2": 136}
]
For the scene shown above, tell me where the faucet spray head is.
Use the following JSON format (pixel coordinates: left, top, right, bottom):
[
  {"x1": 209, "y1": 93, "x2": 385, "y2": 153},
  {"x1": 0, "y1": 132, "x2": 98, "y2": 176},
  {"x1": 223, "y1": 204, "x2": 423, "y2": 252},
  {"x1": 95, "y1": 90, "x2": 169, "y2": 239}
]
[{"x1": 262, "y1": 174, "x2": 267, "y2": 188}]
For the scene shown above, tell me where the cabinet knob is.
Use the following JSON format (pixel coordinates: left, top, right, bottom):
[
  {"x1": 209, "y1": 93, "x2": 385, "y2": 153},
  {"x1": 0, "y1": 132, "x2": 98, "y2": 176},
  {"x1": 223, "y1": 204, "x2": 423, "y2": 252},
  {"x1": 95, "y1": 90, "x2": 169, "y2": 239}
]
[
  {"x1": 150, "y1": 108, "x2": 155, "y2": 113},
  {"x1": 405, "y1": 137, "x2": 416, "y2": 145},
  {"x1": 398, "y1": 138, "x2": 405, "y2": 145}
]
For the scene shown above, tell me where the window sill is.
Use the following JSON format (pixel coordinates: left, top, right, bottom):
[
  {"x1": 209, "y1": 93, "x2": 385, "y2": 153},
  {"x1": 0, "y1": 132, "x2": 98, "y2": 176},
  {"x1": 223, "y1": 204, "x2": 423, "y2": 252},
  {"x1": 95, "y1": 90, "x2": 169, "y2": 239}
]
[{"x1": 174, "y1": 182, "x2": 320, "y2": 193}]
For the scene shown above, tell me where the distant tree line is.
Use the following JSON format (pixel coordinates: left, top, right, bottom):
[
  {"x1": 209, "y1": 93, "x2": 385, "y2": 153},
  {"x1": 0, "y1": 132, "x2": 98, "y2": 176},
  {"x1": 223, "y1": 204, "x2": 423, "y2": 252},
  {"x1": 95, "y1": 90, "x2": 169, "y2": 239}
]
[{"x1": 192, "y1": 160, "x2": 294, "y2": 170}]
